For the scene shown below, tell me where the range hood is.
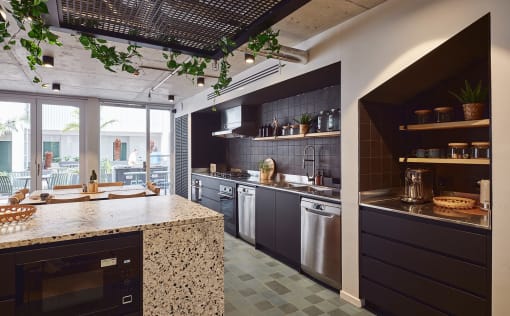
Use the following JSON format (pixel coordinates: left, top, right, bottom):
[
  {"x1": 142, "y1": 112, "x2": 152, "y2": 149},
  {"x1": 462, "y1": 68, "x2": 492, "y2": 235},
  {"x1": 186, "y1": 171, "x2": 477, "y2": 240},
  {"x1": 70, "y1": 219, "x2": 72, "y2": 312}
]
[{"x1": 212, "y1": 106, "x2": 258, "y2": 138}]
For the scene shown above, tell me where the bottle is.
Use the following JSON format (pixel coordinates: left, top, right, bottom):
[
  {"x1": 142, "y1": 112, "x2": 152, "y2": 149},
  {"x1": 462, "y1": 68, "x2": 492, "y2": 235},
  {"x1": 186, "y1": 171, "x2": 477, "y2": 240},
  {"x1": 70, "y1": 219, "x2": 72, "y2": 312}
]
[{"x1": 317, "y1": 111, "x2": 327, "y2": 132}]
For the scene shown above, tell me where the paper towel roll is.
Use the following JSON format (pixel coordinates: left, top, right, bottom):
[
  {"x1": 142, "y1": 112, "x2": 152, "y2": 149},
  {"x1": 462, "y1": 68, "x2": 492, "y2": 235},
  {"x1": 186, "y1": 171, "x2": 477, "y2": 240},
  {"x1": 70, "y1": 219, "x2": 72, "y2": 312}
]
[{"x1": 480, "y1": 179, "x2": 490, "y2": 209}]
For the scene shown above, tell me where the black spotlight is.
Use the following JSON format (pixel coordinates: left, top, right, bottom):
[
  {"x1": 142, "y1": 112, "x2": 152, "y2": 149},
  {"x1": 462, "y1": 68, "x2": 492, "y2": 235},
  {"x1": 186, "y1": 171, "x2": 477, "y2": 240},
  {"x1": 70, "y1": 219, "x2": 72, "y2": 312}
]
[
  {"x1": 168, "y1": 95, "x2": 175, "y2": 103},
  {"x1": 197, "y1": 77, "x2": 205, "y2": 87},
  {"x1": 244, "y1": 53, "x2": 255, "y2": 64},
  {"x1": 52, "y1": 83, "x2": 60, "y2": 92},
  {"x1": 42, "y1": 56, "x2": 54, "y2": 68}
]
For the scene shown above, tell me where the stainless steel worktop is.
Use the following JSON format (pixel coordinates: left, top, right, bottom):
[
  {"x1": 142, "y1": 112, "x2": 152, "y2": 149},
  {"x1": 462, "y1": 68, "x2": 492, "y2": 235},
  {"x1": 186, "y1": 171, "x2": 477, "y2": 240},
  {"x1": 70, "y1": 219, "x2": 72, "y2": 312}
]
[
  {"x1": 192, "y1": 172, "x2": 340, "y2": 203},
  {"x1": 359, "y1": 189, "x2": 490, "y2": 230}
]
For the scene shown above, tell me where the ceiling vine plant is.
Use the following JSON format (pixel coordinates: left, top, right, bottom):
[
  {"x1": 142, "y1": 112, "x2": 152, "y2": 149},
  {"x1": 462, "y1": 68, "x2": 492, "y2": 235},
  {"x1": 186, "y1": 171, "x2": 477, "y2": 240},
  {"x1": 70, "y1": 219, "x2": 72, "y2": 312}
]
[
  {"x1": 0, "y1": 0, "x2": 282, "y2": 96},
  {"x1": 1, "y1": 0, "x2": 62, "y2": 83}
]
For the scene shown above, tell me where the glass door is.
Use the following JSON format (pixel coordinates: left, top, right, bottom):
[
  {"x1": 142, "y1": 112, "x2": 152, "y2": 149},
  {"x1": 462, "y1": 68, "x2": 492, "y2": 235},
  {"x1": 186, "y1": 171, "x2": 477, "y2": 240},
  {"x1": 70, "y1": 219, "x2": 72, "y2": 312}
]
[
  {"x1": 99, "y1": 105, "x2": 146, "y2": 186},
  {"x1": 41, "y1": 103, "x2": 82, "y2": 189},
  {"x1": 0, "y1": 100, "x2": 32, "y2": 201},
  {"x1": 148, "y1": 108, "x2": 172, "y2": 195}
]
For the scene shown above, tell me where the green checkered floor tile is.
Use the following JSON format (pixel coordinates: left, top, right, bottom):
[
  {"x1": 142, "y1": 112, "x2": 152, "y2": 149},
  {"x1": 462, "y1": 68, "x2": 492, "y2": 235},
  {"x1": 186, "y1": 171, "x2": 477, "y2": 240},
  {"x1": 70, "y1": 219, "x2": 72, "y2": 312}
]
[{"x1": 224, "y1": 233, "x2": 374, "y2": 316}]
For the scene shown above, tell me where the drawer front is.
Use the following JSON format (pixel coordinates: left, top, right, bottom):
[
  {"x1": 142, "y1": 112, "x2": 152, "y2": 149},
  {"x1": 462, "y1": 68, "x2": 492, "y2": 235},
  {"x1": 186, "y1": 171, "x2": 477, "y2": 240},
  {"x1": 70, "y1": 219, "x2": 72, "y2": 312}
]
[
  {"x1": 201, "y1": 187, "x2": 220, "y2": 202},
  {"x1": 361, "y1": 256, "x2": 488, "y2": 316},
  {"x1": 360, "y1": 208, "x2": 487, "y2": 265},
  {"x1": 0, "y1": 253, "x2": 14, "y2": 298},
  {"x1": 361, "y1": 233, "x2": 488, "y2": 297},
  {"x1": 361, "y1": 278, "x2": 447, "y2": 316},
  {"x1": 200, "y1": 196, "x2": 220, "y2": 213}
]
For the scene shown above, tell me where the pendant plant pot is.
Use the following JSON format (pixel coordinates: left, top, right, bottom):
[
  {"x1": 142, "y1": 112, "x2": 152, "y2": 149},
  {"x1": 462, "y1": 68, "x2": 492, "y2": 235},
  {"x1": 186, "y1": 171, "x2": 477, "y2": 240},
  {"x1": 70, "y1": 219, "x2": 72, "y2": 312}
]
[
  {"x1": 462, "y1": 103, "x2": 484, "y2": 120},
  {"x1": 299, "y1": 124, "x2": 309, "y2": 134}
]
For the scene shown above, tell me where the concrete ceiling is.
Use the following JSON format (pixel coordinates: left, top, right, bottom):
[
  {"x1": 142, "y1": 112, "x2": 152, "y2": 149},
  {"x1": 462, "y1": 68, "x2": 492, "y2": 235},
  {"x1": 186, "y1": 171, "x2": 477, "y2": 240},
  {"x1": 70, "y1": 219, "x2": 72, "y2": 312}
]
[{"x1": 0, "y1": 0, "x2": 384, "y2": 104}]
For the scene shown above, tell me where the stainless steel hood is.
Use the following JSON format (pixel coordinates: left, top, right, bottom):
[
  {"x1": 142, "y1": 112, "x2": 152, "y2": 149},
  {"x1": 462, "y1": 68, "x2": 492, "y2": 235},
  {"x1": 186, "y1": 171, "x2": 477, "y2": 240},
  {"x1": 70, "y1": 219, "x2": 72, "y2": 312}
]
[{"x1": 212, "y1": 106, "x2": 258, "y2": 138}]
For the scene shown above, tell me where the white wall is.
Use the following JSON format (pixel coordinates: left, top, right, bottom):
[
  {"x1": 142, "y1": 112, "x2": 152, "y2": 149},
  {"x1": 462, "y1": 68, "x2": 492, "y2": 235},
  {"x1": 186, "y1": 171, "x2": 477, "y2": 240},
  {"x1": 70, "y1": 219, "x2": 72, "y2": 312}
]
[{"x1": 179, "y1": 0, "x2": 510, "y2": 313}]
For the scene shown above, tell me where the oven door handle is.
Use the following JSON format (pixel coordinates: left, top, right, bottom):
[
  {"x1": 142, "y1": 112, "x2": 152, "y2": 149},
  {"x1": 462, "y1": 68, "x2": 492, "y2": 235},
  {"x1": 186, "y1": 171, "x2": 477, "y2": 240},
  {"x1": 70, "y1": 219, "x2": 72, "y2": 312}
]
[{"x1": 218, "y1": 193, "x2": 233, "y2": 199}]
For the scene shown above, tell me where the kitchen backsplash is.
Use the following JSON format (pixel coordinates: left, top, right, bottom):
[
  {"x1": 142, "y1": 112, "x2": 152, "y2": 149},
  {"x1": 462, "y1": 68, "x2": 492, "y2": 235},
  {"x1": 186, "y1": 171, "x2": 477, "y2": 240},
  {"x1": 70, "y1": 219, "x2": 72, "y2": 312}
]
[{"x1": 226, "y1": 85, "x2": 340, "y2": 180}]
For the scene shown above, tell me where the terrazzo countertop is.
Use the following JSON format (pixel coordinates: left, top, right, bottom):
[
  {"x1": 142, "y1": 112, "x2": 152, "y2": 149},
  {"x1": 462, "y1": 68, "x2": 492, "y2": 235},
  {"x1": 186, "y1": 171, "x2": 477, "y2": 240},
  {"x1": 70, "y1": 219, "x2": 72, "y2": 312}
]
[{"x1": 0, "y1": 195, "x2": 223, "y2": 250}]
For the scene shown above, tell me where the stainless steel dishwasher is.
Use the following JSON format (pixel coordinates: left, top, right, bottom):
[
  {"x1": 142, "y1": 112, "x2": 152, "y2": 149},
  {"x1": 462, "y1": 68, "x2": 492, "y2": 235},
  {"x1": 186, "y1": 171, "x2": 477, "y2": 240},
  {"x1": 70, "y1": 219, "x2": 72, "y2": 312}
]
[
  {"x1": 301, "y1": 197, "x2": 341, "y2": 289},
  {"x1": 237, "y1": 185, "x2": 256, "y2": 245}
]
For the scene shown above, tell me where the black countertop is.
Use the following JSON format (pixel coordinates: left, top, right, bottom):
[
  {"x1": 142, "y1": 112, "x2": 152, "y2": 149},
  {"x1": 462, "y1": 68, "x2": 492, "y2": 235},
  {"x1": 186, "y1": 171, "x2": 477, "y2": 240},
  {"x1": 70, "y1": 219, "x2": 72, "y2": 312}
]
[
  {"x1": 360, "y1": 190, "x2": 490, "y2": 230},
  {"x1": 192, "y1": 172, "x2": 340, "y2": 203}
]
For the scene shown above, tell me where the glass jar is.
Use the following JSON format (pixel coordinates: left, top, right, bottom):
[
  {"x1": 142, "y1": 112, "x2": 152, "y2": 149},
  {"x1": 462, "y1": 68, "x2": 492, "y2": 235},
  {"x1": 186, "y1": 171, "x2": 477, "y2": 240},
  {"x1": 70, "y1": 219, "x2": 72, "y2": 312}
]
[
  {"x1": 448, "y1": 142, "x2": 470, "y2": 159},
  {"x1": 328, "y1": 108, "x2": 340, "y2": 131},
  {"x1": 471, "y1": 142, "x2": 490, "y2": 159},
  {"x1": 317, "y1": 110, "x2": 328, "y2": 132},
  {"x1": 434, "y1": 106, "x2": 454, "y2": 123},
  {"x1": 281, "y1": 125, "x2": 290, "y2": 136},
  {"x1": 289, "y1": 124, "x2": 299, "y2": 135},
  {"x1": 414, "y1": 109, "x2": 432, "y2": 124}
]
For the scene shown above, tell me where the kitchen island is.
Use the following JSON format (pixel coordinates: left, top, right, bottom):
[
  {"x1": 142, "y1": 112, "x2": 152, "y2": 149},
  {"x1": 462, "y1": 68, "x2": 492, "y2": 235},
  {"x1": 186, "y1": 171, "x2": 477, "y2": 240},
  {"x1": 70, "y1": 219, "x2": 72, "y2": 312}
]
[{"x1": 0, "y1": 195, "x2": 224, "y2": 315}]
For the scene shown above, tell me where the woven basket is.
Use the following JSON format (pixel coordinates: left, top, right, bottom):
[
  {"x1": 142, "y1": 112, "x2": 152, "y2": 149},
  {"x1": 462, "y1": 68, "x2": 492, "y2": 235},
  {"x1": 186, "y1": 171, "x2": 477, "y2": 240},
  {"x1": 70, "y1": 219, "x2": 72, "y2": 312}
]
[
  {"x1": 0, "y1": 205, "x2": 36, "y2": 224},
  {"x1": 462, "y1": 103, "x2": 484, "y2": 120}
]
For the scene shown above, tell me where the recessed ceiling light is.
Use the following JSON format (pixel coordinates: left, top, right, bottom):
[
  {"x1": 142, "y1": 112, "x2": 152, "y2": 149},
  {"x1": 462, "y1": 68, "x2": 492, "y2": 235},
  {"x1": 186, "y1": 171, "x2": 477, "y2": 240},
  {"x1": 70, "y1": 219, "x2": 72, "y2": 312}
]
[
  {"x1": 197, "y1": 77, "x2": 205, "y2": 87},
  {"x1": 244, "y1": 53, "x2": 255, "y2": 64},
  {"x1": 42, "y1": 56, "x2": 54, "y2": 68},
  {"x1": 42, "y1": 83, "x2": 49, "y2": 88},
  {"x1": 52, "y1": 83, "x2": 61, "y2": 92},
  {"x1": 0, "y1": 6, "x2": 6, "y2": 22},
  {"x1": 168, "y1": 95, "x2": 175, "y2": 103}
]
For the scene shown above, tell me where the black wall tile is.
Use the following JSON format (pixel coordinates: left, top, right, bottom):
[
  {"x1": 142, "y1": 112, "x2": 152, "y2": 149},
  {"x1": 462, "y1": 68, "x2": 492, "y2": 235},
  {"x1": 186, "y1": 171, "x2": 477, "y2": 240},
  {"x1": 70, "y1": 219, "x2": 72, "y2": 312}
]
[{"x1": 226, "y1": 85, "x2": 341, "y2": 180}]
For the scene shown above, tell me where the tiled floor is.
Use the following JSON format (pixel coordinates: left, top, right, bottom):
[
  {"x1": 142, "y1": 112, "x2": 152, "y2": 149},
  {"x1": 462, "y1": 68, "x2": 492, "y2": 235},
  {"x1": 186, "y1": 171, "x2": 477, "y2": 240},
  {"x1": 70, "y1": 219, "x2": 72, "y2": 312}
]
[{"x1": 224, "y1": 233, "x2": 375, "y2": 316}]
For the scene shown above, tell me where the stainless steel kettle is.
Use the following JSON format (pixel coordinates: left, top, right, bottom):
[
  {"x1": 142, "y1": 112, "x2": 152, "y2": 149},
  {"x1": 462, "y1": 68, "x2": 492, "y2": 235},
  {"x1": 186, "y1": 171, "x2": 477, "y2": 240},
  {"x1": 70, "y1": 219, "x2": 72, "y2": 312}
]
[{"x1": 401, "y1": 168, "x2": 433, "y2": 204}]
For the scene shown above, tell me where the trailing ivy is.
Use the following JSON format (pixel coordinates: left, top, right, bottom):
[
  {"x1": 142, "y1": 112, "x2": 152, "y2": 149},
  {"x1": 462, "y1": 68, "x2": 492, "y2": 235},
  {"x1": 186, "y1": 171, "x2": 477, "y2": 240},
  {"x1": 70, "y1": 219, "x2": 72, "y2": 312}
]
[
  {"x1": 4, "y1": 0, "x2": 63, "y2": 83},
  {"x1": 247, "y1": 28, "x2": 280, "y2": 58},
  {"x1": 1, "y1": 0, "x2": 282, "y2": 95},
  {"x1": 78, "y1": 35, "x2": 141, "y2": 74}
]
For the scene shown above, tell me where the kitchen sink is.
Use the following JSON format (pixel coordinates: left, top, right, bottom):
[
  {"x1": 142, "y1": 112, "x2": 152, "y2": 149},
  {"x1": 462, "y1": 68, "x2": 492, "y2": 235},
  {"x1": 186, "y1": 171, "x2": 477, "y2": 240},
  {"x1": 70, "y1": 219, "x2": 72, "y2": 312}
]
[
  {"x1": 291, "y1": 185, "x2": 334, "y2": 193},
  {"x1": 268, "y1": 182, "x2": 308, "y2": 189}
]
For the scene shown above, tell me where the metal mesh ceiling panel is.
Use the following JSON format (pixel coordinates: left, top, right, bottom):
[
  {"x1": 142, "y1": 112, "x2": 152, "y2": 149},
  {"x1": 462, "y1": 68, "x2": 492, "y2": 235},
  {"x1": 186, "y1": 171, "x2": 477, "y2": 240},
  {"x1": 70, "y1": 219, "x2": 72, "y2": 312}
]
[{"x1": 57, "y1": 0, "x2": 289, "y2": 56}]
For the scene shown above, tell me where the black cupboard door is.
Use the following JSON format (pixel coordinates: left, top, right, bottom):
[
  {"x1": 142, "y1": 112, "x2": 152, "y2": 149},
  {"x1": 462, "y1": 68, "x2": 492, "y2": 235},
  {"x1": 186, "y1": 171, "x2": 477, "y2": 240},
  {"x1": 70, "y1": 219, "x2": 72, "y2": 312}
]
[
  {"x1": 274, "y1": 191, "x2": 301, "y2": 266},
  {"x1": 255, "y1": 187, "x2": 276, "y2": 250}
]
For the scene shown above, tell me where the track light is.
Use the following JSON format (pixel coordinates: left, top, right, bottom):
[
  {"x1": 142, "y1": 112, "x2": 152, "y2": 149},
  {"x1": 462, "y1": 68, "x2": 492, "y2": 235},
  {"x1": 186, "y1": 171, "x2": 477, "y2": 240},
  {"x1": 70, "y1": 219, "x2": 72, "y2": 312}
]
[
  {"x1": 52, "y1": 83, "x2": 60, "y2": 92},
  {"x1": 42, "y1": 56, "x2": 54, "y2": 68},
  {"x1": 168, "y1": 95, "x2": 175, "y2": 103},
  {"x1": 197, "y1": 77, "x2": 205, "y2": 87},
  {"x1": 244, "y1": 53, "x2": 255, "y2": 64}
]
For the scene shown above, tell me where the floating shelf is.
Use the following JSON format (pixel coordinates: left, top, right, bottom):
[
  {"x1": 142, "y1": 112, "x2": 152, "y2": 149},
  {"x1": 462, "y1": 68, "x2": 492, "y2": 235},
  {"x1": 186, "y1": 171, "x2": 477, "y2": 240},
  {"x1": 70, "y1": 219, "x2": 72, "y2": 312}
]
[
  {"x1": 399, "y1": 119, "x2": 490, "y2": 131},
  {"x1": 399, "y1": 157, "x2": 490, "y2": 165},
  {"x1": 254, "y1": 131, "x2": 340, "y2": 141}
]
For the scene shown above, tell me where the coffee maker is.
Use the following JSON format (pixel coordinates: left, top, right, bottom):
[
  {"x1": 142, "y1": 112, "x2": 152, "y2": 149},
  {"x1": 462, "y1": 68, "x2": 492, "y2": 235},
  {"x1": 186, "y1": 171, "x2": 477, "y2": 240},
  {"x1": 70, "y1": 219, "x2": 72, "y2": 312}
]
[{"x1": 401, "y1": 168, "x2": 433, "y2": 204}]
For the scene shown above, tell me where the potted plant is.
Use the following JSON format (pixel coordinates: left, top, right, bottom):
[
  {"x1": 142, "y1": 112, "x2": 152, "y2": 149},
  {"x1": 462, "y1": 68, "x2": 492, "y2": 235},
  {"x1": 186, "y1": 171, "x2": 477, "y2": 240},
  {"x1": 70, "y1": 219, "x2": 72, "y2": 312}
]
[
  {"x1": 449, "y1": 80, "x2": 488, "y2": 120},
  {"x1": 294, "y1": 113, "x2": 313, "y2": 134},
  {"x1": 258, "y1": 160, "x2": 272, "y2": 180}
]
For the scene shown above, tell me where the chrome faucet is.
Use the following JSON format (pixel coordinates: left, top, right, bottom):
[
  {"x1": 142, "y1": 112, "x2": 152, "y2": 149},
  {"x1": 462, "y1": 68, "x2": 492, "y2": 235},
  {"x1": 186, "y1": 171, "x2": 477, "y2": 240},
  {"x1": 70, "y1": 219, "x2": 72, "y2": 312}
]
[{"x1": 303, "y1": 145, "x2": 315, "y2": 183}]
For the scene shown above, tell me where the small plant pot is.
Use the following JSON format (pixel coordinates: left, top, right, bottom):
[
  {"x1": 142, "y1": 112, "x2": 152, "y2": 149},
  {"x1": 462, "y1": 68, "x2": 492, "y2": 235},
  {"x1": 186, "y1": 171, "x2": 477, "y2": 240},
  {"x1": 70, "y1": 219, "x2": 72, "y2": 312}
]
[
  {"x1": 462, "y1": 103, "x2": 484, "y2": 120},
  {"x1": 299, "y1": 124, "x2": 309, "y2": 134},
  {"x1": 259, "y1": 170, "x2": 270, "y2": 181}
]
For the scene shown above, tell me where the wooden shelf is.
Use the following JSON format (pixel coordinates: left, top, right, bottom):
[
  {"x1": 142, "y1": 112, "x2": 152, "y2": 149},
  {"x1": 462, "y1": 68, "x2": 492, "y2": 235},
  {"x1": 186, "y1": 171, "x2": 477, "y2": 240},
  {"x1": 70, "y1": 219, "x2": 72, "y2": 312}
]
[
  {"x1": 399, "y1": 119, "x2": 490, "y2": 131},
  {"x1": 253, "y1": 131, "x2": 340, "y2": 141},
  {"x1": 399, "y1": 157, "x2": 490, "y2": 165}
]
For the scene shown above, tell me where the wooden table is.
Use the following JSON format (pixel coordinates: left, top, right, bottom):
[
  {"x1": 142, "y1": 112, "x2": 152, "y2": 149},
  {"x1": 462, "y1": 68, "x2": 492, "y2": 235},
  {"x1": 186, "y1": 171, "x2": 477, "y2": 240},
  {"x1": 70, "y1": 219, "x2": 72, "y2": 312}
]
[{"x1": 21, "y1": 185, "x2": 156, "y2": 205}]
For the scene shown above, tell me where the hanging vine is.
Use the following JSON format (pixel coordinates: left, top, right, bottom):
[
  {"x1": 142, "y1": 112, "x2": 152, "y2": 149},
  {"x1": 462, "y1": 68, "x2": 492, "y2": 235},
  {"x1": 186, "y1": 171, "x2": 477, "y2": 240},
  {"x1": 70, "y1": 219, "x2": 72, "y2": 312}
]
[
  {"x1": 78, "y1": 34, "x2": 141, "y2": 74},
  {"x1": 2, "y1": 0, "x2": 62, "y2": 83},
  {"x1": 1, "y1": 1, "x2": 282, "y2": 95}
]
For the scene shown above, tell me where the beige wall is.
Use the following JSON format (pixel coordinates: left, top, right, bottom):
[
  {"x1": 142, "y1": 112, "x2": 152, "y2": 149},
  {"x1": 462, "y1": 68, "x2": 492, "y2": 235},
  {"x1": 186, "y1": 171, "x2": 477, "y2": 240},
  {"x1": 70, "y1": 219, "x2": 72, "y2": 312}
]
[{"x1": 180, "y1": 0, "x2": 510, "y2": 313}]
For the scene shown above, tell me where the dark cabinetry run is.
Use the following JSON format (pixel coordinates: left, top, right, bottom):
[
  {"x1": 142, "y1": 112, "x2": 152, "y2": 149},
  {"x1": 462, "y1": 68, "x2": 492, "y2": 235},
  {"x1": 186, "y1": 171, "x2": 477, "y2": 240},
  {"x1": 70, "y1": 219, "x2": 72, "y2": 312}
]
[
  {"x1": 255, "y1": 187, "x2": 300, "y2": 267},
  {"x1": 360, "y1": 207, "x2": 491, "y2": 316}
]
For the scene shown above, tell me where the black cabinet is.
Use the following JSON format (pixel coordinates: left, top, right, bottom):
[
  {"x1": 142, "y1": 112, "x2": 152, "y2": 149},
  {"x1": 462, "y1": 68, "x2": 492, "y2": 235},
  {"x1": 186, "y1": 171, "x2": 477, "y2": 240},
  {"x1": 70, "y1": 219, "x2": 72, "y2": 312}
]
[
  {"x1": 255, "y1": 187, "x2": 276, "y2": 250},
  {"x1": 275, "y1": 191, "x2": 301, "y2": 265},
  {"x1": 255, "y1": 187, "x2": 300, "y2": 267},
  {"x1": 360, "y1": 206, "x2": 491, "y2": 316}
]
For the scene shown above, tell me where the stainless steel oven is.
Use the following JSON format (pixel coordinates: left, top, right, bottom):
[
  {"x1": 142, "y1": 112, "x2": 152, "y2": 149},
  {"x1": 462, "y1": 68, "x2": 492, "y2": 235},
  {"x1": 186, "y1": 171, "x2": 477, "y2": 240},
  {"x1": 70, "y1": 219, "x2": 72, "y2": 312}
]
[
  {"x1": 7, "y1": 233, "x2": 141, "y2": 316},
  {"x1": 218, "y1": 184, "x2": 237, "y2": 236}
]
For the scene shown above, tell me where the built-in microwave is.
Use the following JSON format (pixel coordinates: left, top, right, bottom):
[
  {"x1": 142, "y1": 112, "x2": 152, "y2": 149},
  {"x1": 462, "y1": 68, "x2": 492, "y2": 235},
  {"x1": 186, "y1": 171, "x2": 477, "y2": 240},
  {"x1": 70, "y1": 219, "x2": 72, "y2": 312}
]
[{"x1": 0, "y1": 233, "x2": 141, "y2": 316}]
